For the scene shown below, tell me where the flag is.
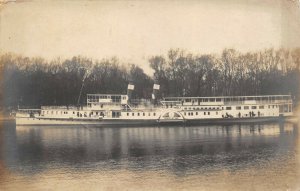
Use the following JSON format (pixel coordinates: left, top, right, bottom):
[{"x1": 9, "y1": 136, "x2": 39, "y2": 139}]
[
  {"x1": 153, "y1": 84, "x2": 160, "y2": 90},
  {"x1": 128, "y1": 84, "x2": 134, "y2": 90}
]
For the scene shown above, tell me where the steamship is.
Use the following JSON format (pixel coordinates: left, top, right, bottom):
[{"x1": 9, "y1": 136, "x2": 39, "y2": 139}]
[{"x1": 16, "y1": 84, "x2": 294, "y2": 126}]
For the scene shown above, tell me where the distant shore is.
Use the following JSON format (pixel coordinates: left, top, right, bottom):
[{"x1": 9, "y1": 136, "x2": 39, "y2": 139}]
[{"x1": 0, "y1": 113, "x2": 14, "y2": 121}]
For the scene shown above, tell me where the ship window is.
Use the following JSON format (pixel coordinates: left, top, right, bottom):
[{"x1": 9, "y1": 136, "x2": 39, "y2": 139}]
[
  {"x1": 268, "y1": 105, "x2": 271, "y2": 109},
  {"x1": 204, "y1": 112, "x2": 206, "y2": 115},
  {"x1": 148, "y1": 113, "x2": 151, "y2": 116},
  {"x1": 127, "y1": 113, "x2": 129, "y2": 116},
  {"x1": 208, "y1": 112, "x2": 210, "y2": 115},
  {"x1": 216, "y1": 112, "x2": 218, "y2": 115},
  {"x1": 252, "y1": 106, "x2": 257, "y2": 109},
  {"x1": 138, "y1": 113, "x2": 140, "y2": 116},
  {"x1": 184, "y1": 112, "x2": 186, "y2": 116},
  {"x1": 143, "y1": 113, "x2": 145, "y2": 116},
  {"x1": 73, "y1": 111, "x2": 75, "y2": 114},
  {"x1": 244, "y1": 106, "x2": 249, "y2": 110},
  {"x1": 259, "y1": 106, "x2": 264, "y2": 109},
  {"x1": 191, "y1": 112, "x2": 193, "y2": 116},
  {"x1": 132, "y1": 113, "x2": 134, "y2": 116},
  {"x1": 236, "y1": 106, "x2": 241, "y2": 110},
  {"x1": 196, "y1": 112, "x2": 198, "y2": 115},
  {"x1": 153, "y1": 113, "x2": 156, "y2": 116},
  {"x1": 273, "y1": 105, "x2": 275, "y2": 108},
  {"x1": 205, "y1": 107, "x2": 207, "y2": 110},
  {"x1": 226, "y1": 107, "x2": 232, "y2": 110},
  {"x1": 96, "y1": 112, "x2": 98, "y2": 115}
]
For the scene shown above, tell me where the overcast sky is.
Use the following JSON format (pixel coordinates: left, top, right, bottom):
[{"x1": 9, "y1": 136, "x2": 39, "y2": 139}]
[{"x1": 1, "y1": 0, "x2": 300, "y2": 74}]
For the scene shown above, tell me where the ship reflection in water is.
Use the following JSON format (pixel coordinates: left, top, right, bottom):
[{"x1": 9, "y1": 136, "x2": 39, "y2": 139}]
[{"x1": 0, "y1": 122, "x2": 299, "y2": 191}]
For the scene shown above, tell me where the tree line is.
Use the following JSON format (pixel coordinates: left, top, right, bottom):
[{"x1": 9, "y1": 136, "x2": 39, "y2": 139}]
[
  {"x1": 0, "y1": 48, "x2": 300, "y2": 110},
  {"x1": 150, "y1": 48, "x2": 300, "y2": 98}
]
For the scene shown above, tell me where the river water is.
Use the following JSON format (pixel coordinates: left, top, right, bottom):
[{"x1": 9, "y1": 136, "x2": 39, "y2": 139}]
[{"x1": 0, "y1": 121, "x2": 299, "y2": 191}]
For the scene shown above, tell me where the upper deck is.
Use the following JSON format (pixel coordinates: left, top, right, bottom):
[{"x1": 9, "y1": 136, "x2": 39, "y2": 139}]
[
  {"x1": 87, "y1": 94, "x2": 128, "y2": 105},
  {"x1": 162, "y1": 95, "x2": 292, "y2": 106}
]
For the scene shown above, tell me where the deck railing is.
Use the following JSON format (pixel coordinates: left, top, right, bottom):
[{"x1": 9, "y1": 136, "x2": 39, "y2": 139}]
[
  {"x1": 163, "y1": 95, "x2": 292, "y2": 106},
  {"x1": 41, "y1": 106, "x2": 79, "y2": 110}
]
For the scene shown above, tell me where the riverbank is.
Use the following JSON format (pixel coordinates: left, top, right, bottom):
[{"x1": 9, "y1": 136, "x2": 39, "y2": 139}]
[{"x1": 0, "y1": 113, "x2": 14, "y2": 121}]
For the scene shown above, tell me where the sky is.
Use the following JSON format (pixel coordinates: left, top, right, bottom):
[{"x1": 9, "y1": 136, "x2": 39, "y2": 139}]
[{"x1": 0, "y1": 0, "x2": 300, "y2": 74}]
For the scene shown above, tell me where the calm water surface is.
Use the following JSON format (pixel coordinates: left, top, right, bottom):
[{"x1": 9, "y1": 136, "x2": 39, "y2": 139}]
[{"x1": 0, "y1": 121, "x2": 299, "y2": 191}]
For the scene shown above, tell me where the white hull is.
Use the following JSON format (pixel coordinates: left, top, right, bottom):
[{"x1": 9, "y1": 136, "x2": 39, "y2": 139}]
[
  {"x1": 16, "y1": 117, "x2": 104, "y2": 125},
  {"x1": 16, "y1": 94, "x2": 294, "y2": 127},
  {"x1": 15, "y1": 116, "x2": 291, "y2": 127}
]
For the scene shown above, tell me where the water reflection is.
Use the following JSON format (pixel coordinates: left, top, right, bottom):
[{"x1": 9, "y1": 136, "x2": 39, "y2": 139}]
[{"x1": 0, "y1": 121, "x2": 299, "y2": 190}]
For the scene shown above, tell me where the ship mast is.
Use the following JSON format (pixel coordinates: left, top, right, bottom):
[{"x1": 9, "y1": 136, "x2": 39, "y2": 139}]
[{"x1": 77, "y1": 68, "x2": 91, "y2": 106}]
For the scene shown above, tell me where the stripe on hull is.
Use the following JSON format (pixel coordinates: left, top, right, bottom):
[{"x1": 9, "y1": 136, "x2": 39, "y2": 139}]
[{"x1": 16, "y1": 116, "x2": 289, "y2": 127}]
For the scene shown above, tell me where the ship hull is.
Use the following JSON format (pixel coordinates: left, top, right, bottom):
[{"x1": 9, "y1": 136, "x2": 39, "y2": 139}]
[{"x1": 15, "y1": 116, "x2": 291, "y2": 127}]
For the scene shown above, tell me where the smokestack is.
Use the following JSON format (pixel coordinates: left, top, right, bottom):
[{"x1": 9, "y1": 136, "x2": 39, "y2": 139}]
[
  {"x1": 152, "y1": 83, "x2": 160, "y2": 105},
  {"x1": 127, "y1": 83, "x2": 134, "y2": 103}
]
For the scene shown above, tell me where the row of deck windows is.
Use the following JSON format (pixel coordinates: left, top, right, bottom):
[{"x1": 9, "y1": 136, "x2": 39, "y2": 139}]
[
  {"x1": 183, "y1": 107, "x2": 220, "y2": 110},
  {"x1": 225, "y1": 105, "x2": 277, "y2": 110},
  {"x1": 183, "y1": 105, "x2": 279, "y2": 111},
  {"x1": 43, "y1": 111, "x2": 69, "y2": 115},
  {"x1": 126, "y1": 112, "x2": 156, "y2": 117},
  {"x1": 43, "y1": 110, "x2": 106, "y2": 116},
  {"x1": 184, "y1": 111, "x2": 216, "y2": 116}
]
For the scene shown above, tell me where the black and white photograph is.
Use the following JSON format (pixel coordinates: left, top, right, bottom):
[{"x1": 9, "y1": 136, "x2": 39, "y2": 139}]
[{"x1": 0, "y1": 0, "x2": 300, "y2": 190}]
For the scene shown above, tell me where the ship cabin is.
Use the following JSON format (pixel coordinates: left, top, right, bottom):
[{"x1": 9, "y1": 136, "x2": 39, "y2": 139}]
[
  {"x1": 37, "y1": 94, "x2": 129, "y2": 119},
  {"x1": 86, "y1": 94, "x2": 131, "y2": 118},
  {"x1": 87, "y1": 94, "x2": 128, "y2": 109},
  {"x1": 162, "y1": 95, "x2": 293, "y2": 118},
  {"x1": 86, "y1": 94, "x2": 158, "y2": 119}
]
